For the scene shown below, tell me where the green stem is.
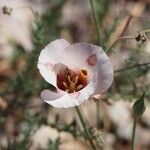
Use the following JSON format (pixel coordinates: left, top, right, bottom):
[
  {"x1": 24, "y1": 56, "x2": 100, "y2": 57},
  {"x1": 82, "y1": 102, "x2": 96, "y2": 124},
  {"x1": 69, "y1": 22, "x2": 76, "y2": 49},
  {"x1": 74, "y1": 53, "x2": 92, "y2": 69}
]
[
  {"x1": 115, "y1": 62, "x2": 150, "y2": 73},
  {"x1": 142, "y1": 29, "x2": 150, "y2": 33},
  {"x1": 96, "y1": 102, "x2": 101, "y2": 128},
  {"x1": 131, "y1": 117, "x2": 138, "y2": 150},
  {"x1": 90, "y1": 0, "x2": 101, "y2": 45},
  {"x1": 75, "y1": 106, "x2": 97, "y2": 150}
]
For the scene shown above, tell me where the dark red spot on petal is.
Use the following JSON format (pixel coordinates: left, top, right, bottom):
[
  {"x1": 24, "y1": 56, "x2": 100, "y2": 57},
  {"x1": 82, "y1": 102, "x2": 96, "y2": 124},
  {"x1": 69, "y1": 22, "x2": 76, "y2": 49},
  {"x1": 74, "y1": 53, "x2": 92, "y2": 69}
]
[{"x1": 86, "y1": 54, "x2": 97, "y2": 66}]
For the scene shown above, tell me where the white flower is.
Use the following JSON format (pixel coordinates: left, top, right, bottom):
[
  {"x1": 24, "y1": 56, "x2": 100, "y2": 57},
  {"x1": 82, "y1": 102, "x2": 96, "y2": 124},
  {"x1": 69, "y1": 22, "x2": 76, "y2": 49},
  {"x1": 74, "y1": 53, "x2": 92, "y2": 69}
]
[{"x1": 38, "y1": 39, "x2": 113, "y2": 108}]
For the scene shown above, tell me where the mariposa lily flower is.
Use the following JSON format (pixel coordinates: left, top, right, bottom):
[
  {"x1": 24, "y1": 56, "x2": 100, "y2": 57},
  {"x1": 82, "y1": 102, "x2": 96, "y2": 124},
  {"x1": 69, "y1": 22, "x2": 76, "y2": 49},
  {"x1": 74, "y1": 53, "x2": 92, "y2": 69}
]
[{"x1": 38, "y1": 39, "x2": 113, "y2": 108}]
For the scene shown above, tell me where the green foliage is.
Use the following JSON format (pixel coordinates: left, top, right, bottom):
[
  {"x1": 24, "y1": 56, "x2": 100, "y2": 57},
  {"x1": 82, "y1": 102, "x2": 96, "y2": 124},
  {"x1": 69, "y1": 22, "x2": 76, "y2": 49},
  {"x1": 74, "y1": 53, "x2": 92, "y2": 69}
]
[
  {"x1": 1, "y1": 0, "x2": 65, "y2": 102},
  {"x1": 114, "y1": 61, "x2": 150, "y2": 98},
  {"x1": 5, "y1": 113, "x2": 43, "y2": 150},
  {"x1": 94, "y1": 0, "x2": 110, "y2": 24},
  {"x1": 47, "y1": 138, "x2": 60, "y2": 150},
  {"x1": 0, "y1": 1, "x2": 66, "y2": 149}
]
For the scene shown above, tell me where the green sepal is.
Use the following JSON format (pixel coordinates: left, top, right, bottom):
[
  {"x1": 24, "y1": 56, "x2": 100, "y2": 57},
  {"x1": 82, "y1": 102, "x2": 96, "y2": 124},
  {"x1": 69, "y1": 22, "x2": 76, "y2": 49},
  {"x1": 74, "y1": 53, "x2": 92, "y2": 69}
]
[{"x1": 132, "y1": 92, "x2": 146, "y2": 117}]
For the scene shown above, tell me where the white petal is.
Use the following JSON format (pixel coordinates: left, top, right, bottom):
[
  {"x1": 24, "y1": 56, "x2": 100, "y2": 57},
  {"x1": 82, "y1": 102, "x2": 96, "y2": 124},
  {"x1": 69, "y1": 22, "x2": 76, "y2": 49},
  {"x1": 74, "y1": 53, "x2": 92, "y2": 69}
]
[
  {"x1": 38, "y1": 39, "x2": 70, "y2": 86},
  {"x1": 93, "y1": 51, "x2": 114, "y2": 93},
  {"x1": 38, "y1": 64, "x2": 57, "y2": 86},
  {"x1": 60, "y1": 43, "x2": 93, "y2": 69},
  {"x1": 61, "y1": 43, "x2": 113, "y2": 93},
  {"x1": 44, "y1": 73, "x2": 97, "y2": 108},
  {"x1": 41, "y1": 89, "x2": 64, "y2": 101},
  {"x1": 38, "y1": 63, "x2": 68, "y2": 87},
  {"x1": 38, "y1": 39, "x2": 70, "y2": 65}
]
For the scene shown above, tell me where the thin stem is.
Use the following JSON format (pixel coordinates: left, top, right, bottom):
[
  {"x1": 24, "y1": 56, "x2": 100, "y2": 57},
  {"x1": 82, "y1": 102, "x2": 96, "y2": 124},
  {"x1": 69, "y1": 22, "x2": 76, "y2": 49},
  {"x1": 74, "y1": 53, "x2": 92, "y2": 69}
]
[
  {"x1": 131, "y1": 117, "x2": 138, "y2": 150},
  {"x1": 90, "y1": 0, "x2": 101, "y2": 45},
  {"x1": 107, "y1": 29, "x2": 150, "y2": 53},
  {"x1": 120, "y1": 15, "x2": 133, "y2": 37},
  {"x1": 75, "y1": 106, "x2": 97, "y2": 150},
  {"x1": 115, "y1": 62, "x2": 150, "y2": 73},
  {"x1": 142, "y1": 29, "x2": 150, "y2": 33},
  {"x1": 107, "y1": 36, "x2": 135, "y2": 53}
]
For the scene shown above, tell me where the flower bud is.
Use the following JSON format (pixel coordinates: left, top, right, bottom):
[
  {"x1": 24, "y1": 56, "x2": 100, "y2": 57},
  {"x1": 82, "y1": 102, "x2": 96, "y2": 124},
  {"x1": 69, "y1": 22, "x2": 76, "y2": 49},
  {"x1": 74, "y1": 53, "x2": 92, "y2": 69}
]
[
  {"x1": 2, "y1": 6, "x2": 13, "y2": 15},
  {"x1": 132, "y1": 92, "x2": 146, "y2": 117},
  {"x1": 135, "y1": 32, "x2": 147, "y2": 43}
]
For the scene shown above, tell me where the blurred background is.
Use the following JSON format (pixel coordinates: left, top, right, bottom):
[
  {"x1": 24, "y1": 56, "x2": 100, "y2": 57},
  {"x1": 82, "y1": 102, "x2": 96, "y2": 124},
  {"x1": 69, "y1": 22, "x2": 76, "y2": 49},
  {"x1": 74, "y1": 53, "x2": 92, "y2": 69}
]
[{"x1": 0, "y1": 0, "x2": 150, "y2": 149}]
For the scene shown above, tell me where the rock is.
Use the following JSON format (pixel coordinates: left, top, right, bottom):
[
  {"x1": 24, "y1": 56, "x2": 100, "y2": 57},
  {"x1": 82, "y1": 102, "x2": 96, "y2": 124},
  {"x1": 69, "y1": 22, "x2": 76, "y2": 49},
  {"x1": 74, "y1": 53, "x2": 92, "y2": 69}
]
[
  {"x1": 59, "y1": 132, "x2": 90, "y2": 150},
  {"x1": 30, "y1": 125, "x2": 59, "y2": 150},
  {"x1": 107, "y1": 100, "x2": 133, "y2": 140}
]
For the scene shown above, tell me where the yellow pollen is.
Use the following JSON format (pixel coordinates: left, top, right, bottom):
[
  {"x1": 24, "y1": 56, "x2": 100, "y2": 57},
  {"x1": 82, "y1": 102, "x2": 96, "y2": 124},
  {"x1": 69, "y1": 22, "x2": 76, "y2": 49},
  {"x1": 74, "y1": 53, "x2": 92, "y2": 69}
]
[{"x1": 57, "y1": 68, "x2": 88, "y2": 93}]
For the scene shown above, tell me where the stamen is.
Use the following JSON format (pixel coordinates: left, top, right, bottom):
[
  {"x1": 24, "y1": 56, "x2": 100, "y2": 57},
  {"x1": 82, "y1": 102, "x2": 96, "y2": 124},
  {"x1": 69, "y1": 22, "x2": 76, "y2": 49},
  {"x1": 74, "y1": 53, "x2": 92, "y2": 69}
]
[
  {"x1": 57, "y1": 68, "x2": 88, "y2": 93},
  {"x1": 75, "y1": 76, "x2": 79, "y2": 84},
  {"x1": 77, "y1": 85, "x2": 83, "y2": 90},
  {"x1": 67, "y1": 75, "x2": 71, "y2": 83},
  {"x1": 63, "y1": 82, "x2": 68, "y2": 88},
  {"x1": 69, "y1": 82, "x2": 76, "y2": 93}
]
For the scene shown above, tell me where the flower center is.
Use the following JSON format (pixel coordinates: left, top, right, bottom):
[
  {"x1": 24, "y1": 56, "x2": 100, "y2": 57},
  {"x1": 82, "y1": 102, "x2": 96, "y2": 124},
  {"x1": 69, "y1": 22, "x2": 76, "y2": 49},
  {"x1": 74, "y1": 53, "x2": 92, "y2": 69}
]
[{"x1": 57, "y1": 68, "x2": 88, "y2": 93}]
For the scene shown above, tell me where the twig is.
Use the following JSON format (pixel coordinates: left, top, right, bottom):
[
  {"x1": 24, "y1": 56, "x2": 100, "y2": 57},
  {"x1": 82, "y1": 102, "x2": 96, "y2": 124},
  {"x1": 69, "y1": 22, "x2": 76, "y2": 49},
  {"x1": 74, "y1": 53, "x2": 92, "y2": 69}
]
[
  {"x1": 75, "y1": 106, "x2": 97, "y2": 150},
  {"x1": 107, "y1": 36, "x2": 135, "y2": 53},
  {"x1": 115, "y1": 62, "x2": 150, "y2": 73},
  {"x1": 131, "y1": 117, "x2": 138, "y2": 150},
  {"x1": 96, "y1": 102, "x2": 101, "y2": 128},
  {"x1": 120, "y1": 15, "x2": 133, "y2": 37},
  {"x1": 107, "y1": 29, "x2": 150, "y2": 53}
]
